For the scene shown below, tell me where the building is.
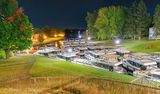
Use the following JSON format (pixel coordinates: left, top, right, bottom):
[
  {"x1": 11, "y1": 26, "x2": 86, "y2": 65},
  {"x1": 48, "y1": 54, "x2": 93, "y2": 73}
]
[
  {"x1": 73, "y1": 58, "x2": 92, "y2": 65},
  {"x1": 149, "y1": 27, "x2": 156, "y2": 40},
  {"x1": 34, "y1": 47, "x2": 61, "y2": 57},
  {"x1": 76, "y1": 47, "x2": 88, "y2": 57},
  {"x1": 149, "y1": 27, "x2": 160, "y2": 40},
  {"x1": 157, "y1": 61, "x2": 160, "y2": 68},
  {"x1": 57, "y1": 53, "x2": 77, "y2": 61},
  {"x1": 115, "y1": 48, "x2": 130, "y2": 57},
  {"x1": 147, "y1": 69, "x2": 160, "y2": 82},
  {"x1": 98, "y1": 54, "x2": 123, "y2": 72},
  {"x1": 85, "y1": 51, "x2": 105, "y2": 60},
  {"x1": 150, "y1": 69, "x2": 160, "y2": 79},
  {"x1": 122, "y1": 58, "x2": 157, "y2": 75},
  {"x1": 94, "y1": 60, "x2": 123, "y2": 72},
  {"x1": 65, "y1": 29, "x2": 85, "y2": 40}
]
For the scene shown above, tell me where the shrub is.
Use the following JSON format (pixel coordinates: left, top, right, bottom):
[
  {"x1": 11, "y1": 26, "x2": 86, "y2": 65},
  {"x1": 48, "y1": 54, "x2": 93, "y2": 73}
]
[{"x1": 0, "y1": 50, "x2": 6, "y2": 59}]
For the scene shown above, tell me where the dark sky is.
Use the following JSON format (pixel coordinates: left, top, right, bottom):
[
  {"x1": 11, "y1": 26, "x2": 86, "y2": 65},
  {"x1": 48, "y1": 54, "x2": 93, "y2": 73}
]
[{"x1": 18, "y1": 0, "x2": 160, "y2": 29}]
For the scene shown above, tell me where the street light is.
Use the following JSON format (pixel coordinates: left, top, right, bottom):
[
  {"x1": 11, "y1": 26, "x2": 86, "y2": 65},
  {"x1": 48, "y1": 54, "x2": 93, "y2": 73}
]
[
  {"x1": 115, "y1": 38, "x2": 121, "y2": 45},
  {"x1": 88, "y1": 36, "x2": 91, "y2": 41},
  {"x1": 68, "y1": 48, "x2": 73, "y2": 53},
  {"x1": 78, "y1": 35, "x2": 82, "y2": 44},
  {"x1": 78, "y1": 35, "x2": 82, "y2": 39}
]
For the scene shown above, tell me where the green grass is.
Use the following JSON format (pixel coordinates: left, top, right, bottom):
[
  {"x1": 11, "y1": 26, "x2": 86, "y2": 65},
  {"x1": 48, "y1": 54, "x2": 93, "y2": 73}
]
[
  {"x1": 30, "y1": 56, "x2": 135, "y2": 82},
  {"x1": 0, "y1": 50, "x2": 6, "y2": 59},
  {"x1": 122, "y1": 40, "x2": 160, "y2": 53},
  {"x1": 103, "y1": 40, "x2": 160, "y2": 53},
  {"x1": 0, "y1": 55, "x2": 134, "y2": 82},
  {"x1": 149, "y1": 80, "x2": 160, "y2": 88},
  {"x1": 0, "y1": 56, "x2": 32, "y2": 81}
]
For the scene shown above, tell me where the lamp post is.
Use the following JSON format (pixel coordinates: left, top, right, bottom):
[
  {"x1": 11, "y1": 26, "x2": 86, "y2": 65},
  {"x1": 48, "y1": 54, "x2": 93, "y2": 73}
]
[
  {"x1": 114, "y1": 38, "x2": 121, "y2": 48},
  {"x1": 115, "y1": 39, "x2": 121, "y2": 45},
  {"x1": 78, "y1": 35, "x2": 82, "y2": 44},
  {"x1": 78, "y1": 30, "x2": 82, "y2": 44},
  {"x1": 88, "y1": 36, "x2": 91, "y2": 41},
  {"x1": 87, "y1": 36, "x2": 91, "y2": 43},
  {"x1": 68, "y1": 48, "x2": 73, "y2": 53}
]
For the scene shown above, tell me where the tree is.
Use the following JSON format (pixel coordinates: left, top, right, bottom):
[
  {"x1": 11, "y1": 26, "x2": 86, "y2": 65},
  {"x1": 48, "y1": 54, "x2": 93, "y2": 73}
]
[
  {"x1": 42, "y1": 26, "x2": 64, "y2": 37},
  {"x1": 135, "y1": 0, "x2": 151, "y2": 40},
  {"x1": 95, "y1": 6, "x2": 125, "y2": 40},
  {"x1": 123, "y1": 7, "x2": 137, "y2": 39},
  {"x1": 153, "y1": 4, "x2": 160, "y2": 39},
  {"x1": 86, "y1": 11, "x2": 98, "y2": 39},
  {"x1": 124, "y1": 0, "x2": 151, "y2": 40},
  {"x1": 0, "y1": 0, "x2": 33, "y2": 59}
]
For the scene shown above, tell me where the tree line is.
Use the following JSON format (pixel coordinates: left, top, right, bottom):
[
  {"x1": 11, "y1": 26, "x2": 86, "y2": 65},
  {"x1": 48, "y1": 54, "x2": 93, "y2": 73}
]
[
  {"x1": 33, "y1": 26, "x2": 64, "y2": 37},
  {"x1": 86, "y1": 0, "x2": 160, "y2": 40}
]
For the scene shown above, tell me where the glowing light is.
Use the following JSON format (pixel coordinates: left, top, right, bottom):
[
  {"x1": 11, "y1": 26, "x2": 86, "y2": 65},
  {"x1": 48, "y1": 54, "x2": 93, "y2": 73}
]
[
  {"x1": 55, "y1": 42, "x2": 58, "y2": 47},
  {"x1": 59, "y1": 41, "x2": 64, "y2": 45},
  {"x1": 68, "y1": 48, "x2": 73, "y2": 53},
  {"x1": 32, "y1": 34, "x2": 39, "y2": 43},
  {"x1": 88, "y1": 36, "x2": 91, "y2": 41},
  {"x1": 59, "y1": 34, "x2": 65, "y2": 37},
  {"x1": 43, "y1": 35, "x2": 47, "y2": 39},
  {"x1": 54, "y1": 34, "x2": 57, "y2": 37},
  {"x1": 79, "y1": 35, "x2": 82, "y2": 39},
  {"x1": 115, "y1": 39, "x2": 121, "y2": 45}
]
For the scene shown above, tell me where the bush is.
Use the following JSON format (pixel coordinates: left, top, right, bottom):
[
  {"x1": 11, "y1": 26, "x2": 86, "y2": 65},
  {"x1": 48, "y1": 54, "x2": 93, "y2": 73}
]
[{"x1": 0, "y1": 50, "x2": 6, "y2": 59}]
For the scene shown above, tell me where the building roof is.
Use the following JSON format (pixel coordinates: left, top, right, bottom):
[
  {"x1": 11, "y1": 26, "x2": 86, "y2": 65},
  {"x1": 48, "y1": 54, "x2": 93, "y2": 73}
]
[
  {"x1": 115, "y1": 48, "x2": 130, "y2": 54},
  {"x1": 58, "y1": 53, "x2": 76, "y2": 58},
  {"x1": 37, "y1": 47, "x2": 61, "y2": 54},
  {"x1": 150, "y1": 69, "x2": 160, "y2": 76},
  {"x1": 129, "y1": 58, "x2": 157, "y2": 66},
  {"x1": 89, "y1": 51, "x2": 105, "y2": 56},
  {"x1": 100, "y1": 54, "x2": 121, "y2": 66},
  {"x1": 77, "y1": 47, "x2": 88, "y2": 51}
]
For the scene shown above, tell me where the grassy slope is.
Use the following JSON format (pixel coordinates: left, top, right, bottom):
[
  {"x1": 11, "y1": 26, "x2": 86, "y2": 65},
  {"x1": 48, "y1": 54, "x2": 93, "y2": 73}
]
[
  {"x1": 30, "y1": 56, "x2": 134, "y2": 82},
  {"x1": 103, "y1": 40, "x2": 160, "y2": 53},
  {"x1": 1, "y1": 56, "x2": 159, "y2": 94},
  {"x1": 0, "y1": 56, "x2": 32, "y2": 81},
  {"x1": 122, "y1": 40, "x2": 160, "y2": 53}
]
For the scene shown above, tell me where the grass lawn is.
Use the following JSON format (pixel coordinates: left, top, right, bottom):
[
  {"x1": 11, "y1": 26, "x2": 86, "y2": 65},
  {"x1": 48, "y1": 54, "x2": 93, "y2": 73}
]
[
  {"x1": 1, "y1": 55, "x2": 160, "y2": 94},
  {"x1": 30, "y1": 56, "x2": 135, "y2": 82},
  {"x1": 102, "y1": 40, "x2": 160, "y2": 53},
  {"x1": 0, "y1": 56, "x2": 33, "y2": 81},
  {"x1": 122, "y1": 40, "x2": 160, "y2": 53}
]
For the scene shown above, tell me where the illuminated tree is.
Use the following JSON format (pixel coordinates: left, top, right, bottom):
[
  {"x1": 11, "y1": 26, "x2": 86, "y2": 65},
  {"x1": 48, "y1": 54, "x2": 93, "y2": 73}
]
[
  {"x1": 95, "y1": 6, "x2": 125, "y2": 40},
  {"x1": 0, "y1": 0, "x2": 33, "y2": 59},
  {"x1": 86, "y1": 11, "x2": 98, "y2": 39}
]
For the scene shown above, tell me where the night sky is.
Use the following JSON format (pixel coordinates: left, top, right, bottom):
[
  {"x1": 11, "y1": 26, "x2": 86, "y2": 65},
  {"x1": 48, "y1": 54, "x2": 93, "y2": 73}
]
[{"x1": 19, "y1": 0, "x2": 160, "y2": 29}]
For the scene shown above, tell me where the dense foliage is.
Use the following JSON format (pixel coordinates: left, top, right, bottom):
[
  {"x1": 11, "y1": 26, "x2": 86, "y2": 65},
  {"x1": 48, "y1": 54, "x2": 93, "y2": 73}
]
[
  {"x1": 153, "y1": 4, "x2": 160, "y2": 38},
  {"x1": 95, "y1": 6, "x2": 125, "y2": 40},
  {"x1": 86, "y1": 11, "x2": 98, "y2": 39},
  {"x1": 124, "y1": 0, "x2": 151, "y2": 40},
  {"x1": 0, "y1": 50, "x2": 6, "y2": 59},
  {"x1": 86, "y1": 0, "x2": 152, "y2": 40},
  {"x1": 0, "y1": 0, "x2": 33, "y2": 59}
]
